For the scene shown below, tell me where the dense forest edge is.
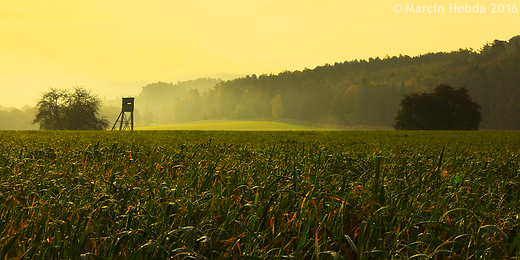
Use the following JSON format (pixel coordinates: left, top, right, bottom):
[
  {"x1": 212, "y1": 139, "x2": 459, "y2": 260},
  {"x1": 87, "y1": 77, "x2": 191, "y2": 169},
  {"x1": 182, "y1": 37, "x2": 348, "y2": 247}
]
[{"x1": 2, "y1": 35, "x2": 520, "y2": 130}]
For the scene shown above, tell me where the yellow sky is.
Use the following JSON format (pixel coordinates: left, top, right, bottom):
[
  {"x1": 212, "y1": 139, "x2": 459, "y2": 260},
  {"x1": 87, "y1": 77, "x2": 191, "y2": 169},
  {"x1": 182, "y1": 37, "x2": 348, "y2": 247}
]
[{"x1": 0, "y1": 0, "x2": 519, "y2": 107}]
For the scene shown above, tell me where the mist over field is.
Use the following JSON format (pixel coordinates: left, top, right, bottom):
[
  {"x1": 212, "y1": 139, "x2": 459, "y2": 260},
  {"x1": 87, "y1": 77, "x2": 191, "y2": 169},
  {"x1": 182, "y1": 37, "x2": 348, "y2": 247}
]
[
  {"x1": 3, "y1": 35, "x2": 519, "y2": 130},
  {"x1": 142, "y1": 36, "x2": 520, "y2": 130},
  {"x1": 2, "y1": 2, "x2": 520, "y2": 258},
  {"x1": 1, "y1": 1, "x2": 519, "y2": 130}
]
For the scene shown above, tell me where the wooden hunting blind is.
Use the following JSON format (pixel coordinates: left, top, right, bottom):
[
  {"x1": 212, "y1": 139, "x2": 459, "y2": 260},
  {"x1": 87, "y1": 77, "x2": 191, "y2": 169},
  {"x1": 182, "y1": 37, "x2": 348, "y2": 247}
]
[
  {"x1": 112, "y1": 97, "x2": 134, "y2": 130},
  {"x1": 122, "y1": 98, "x2": 134, "y2": 112}
]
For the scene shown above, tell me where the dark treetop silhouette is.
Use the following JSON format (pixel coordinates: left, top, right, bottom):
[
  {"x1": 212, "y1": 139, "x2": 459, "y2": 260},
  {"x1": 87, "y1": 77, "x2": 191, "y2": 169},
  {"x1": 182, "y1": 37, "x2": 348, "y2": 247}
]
[
  {"x1": 394, "y1": 84, "x2": 482, "y2": 130},
  {"x1": 33, "y1": 87, "x2": 109, "y2": 130}
]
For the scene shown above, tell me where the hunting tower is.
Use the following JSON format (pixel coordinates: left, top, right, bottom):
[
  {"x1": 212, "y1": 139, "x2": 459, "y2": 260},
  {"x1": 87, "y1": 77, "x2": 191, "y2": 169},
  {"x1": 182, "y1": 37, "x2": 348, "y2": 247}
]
[{"x1": 112, "y1": 97, "x2": 134, "y2": 130}]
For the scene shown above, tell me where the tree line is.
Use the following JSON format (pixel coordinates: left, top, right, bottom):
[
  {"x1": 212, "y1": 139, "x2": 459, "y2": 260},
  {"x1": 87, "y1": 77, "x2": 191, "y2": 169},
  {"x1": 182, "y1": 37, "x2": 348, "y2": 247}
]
[
  {"x1": 0, "y1": 106, "x2": 37, "y2": 130},
  {"x1": 7, "y1": 35, "x2": 520, "y2": 130},
  {"x1": 163, "y1": 35, "x2": 519, "y2": 130}
]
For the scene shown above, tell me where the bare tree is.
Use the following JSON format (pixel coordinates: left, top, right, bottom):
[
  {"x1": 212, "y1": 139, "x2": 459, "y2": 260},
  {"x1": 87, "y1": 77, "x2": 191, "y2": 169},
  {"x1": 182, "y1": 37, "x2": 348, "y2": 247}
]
[{"x1": 33, "y1": 87, "x2": 109, "y2": 130}]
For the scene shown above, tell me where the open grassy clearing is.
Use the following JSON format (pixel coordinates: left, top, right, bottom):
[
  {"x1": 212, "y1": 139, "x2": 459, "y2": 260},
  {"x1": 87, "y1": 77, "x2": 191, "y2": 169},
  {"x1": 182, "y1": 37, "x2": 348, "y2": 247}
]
[
  {"x1": 0, "y1": 130, "x2": 519, "y2": 259},
  {"x1": 136, "y1": 120, "x2": 326, "y2": 131},
  {"x1": 134, "y1": 120, "x2": 392, "y2": 131}
]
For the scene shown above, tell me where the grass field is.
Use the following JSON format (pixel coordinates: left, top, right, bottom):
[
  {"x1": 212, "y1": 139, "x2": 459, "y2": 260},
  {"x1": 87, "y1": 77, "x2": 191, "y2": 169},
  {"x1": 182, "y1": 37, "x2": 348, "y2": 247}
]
[
  {"x1": 136, "y1": 120, "x2": 325, "y2": 131},
  {"x1": 135, "y1": 120, "x2": 392, "y2": 131},
  {"x1": 0, "y1": 130, "x2": 519, "y2": 259}
]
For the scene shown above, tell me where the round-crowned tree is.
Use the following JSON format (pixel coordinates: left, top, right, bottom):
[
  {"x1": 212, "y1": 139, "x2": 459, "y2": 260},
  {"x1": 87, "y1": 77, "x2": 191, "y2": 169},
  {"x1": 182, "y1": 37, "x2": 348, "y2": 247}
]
[
  {"x1": 33, "y1": 87, "x2": 109, "y2": 130},
  {"x1": 394, "y1": 84, "x2": 482, "y2": 130}
]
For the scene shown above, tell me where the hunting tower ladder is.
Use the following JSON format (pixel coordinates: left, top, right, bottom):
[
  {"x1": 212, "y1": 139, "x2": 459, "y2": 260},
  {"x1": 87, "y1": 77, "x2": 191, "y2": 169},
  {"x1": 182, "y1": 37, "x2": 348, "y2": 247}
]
[{"x1": 112, "y1": 97, "x2": 134, "y2": 130}]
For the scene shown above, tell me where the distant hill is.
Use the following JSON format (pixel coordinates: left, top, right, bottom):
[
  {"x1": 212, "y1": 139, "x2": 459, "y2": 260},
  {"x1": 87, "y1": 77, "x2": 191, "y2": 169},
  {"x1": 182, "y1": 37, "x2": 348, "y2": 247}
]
[
  {"x1": 101, "y1": 78, "x2": 224, "y2": 127},
  {"x1": 0, "y1": 105, "x2": 37, "y2": 130},
  {"x1": 166, "y1": 35, "x2": 520, "y2": 130},
  {"x1": 5, "y1": 37, "x2": 520, "y2": 130},
  {"x1": 104, "y1": 35, "x2": 520, "y2": 130},
  {"x1": 136, "y1": 78, "x2": 222, "y2": 124}
]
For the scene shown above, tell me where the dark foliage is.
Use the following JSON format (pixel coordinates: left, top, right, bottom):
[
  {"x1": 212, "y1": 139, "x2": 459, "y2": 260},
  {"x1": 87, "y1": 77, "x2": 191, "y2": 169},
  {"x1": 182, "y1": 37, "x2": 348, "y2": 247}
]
[
  {"x1": 33, "y1": 87, "x2": 109, "y2": 130},
  {"x1": 166, "y1": 35, "x2": 520, "y2": 129},
  {"x1": 394, "y1": 84, "x2": 481, "y2": 130}
]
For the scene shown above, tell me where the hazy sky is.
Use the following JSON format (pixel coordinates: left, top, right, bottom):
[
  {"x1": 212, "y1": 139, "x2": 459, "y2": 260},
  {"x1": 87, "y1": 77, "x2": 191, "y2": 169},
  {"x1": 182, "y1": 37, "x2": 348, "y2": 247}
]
[{"x1": 1, "y1": 0, "x2": 519, "y2": 108}]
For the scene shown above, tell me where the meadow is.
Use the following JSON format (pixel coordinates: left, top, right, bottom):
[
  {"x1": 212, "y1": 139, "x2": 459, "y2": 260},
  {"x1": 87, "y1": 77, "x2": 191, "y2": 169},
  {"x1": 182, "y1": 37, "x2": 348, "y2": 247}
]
[
  {"x1": 135, "y1": 120, "x2": 322, "y2": 131},
  {"x1": 134, "y1": 120, "x2": 391, "y2": 131},
  {"x1": 0, "y1": 130, "x2": 519, "y2": 259}
]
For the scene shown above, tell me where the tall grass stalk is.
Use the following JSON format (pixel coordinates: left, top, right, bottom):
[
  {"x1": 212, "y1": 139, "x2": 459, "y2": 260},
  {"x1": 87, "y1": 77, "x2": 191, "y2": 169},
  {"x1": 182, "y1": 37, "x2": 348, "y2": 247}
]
[{"x1": 0, "y1": 130, "x2": 518, "y2": 259}]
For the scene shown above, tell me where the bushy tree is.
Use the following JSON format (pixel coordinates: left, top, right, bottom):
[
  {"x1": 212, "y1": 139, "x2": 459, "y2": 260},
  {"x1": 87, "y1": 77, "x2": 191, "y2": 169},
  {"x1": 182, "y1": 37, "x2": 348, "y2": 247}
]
[
  {"x1": 33, "y1": 87, "x2": 109, "y2": 130},
  {"x1": 394, "y1": 84, "x2": 481, "y2": 130}
]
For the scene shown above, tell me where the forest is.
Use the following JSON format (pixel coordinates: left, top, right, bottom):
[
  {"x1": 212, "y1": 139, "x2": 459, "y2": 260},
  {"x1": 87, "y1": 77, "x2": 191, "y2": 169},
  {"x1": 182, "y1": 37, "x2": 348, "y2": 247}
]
[
  {"x1": 123, "y1": 35, "x2": 519, "y2": 130},
  {"x1": 166, "y1": 35, "x2": 520, "y2": 130},
  {"x1": 1, "y1": 35, "x2": 519, "y2": 130},
  {"x1": 0, "y1": 106, "x2": 37, "y2": 130}
]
